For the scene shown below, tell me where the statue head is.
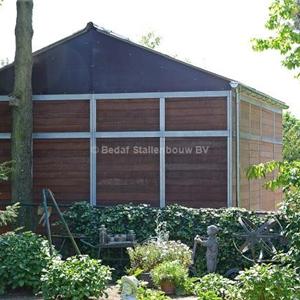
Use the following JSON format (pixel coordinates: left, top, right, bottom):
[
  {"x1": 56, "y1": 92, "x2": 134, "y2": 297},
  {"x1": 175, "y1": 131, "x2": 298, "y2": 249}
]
[{"x1": 207, "y1": 225, "x2": 219, "y2": 236}]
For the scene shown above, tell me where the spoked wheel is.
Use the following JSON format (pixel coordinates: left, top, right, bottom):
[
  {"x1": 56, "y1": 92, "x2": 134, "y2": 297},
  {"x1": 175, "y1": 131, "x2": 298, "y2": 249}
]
[{"x1": 233, "y1": 216, "x2": 284, "y2": 263}]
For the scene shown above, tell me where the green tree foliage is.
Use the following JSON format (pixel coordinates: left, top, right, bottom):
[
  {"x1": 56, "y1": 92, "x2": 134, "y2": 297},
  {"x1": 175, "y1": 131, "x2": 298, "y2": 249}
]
[
  {"x1": 280, "y1": 191, "x2": 300, "y2": 266},
  {"x1": 247, "y1": 160, "x2": 300, "y2": 191},
  {"x1": 139, "y1": 31, "x2": 161, "y2": 49},
  {"x1": 252, "y1": 0, "x2": 300, "y2": 77},
  {"x1": 247, "y1": 160, "x2": 300, "y2": 267},
  {"x1": 283, "y1": 112, "x2": 300, "y2": 161}
]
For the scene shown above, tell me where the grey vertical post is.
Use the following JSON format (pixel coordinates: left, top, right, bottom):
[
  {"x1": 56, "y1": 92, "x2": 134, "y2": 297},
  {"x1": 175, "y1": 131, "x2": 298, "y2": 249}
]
[
  {"x1": 236, "y1": 89, "x2": 241, "y2": 207},
  {"x1": 90, "y1": 94, "x2": 97, "y2": 206},
  {"x1": 160, "y1": 97, "x2": 166, "y2": 208},
  {"x1": 227, "y1": 92, "x2": 233, "y2": 207}
]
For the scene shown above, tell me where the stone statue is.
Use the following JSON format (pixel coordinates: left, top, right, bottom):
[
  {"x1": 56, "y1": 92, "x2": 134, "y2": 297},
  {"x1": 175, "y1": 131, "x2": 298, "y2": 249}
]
[
  {"x1": 120, "y1": 275, "x2": 139, "y2": 300},
  {"x1": 99, "y1": 224, "x2": 107, "y2": 245},
  {"x1": 195, "y1": 225, "x2": 219, "y2": 273}
]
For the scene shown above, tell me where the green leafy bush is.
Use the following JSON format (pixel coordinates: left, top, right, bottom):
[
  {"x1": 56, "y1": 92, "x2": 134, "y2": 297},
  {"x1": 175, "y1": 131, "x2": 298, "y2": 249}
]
[
  {"x1": 0, "y1": 231, "x2": 53, "y2": 294},
  {"x1": 197, "y1": 291, "x2": 222, "y2": 300},
  {"x1": 61, "y1": 202, "x2": 284, "y2": 275},
  {"x1": 137, "y1": 286, "x2": 170, "y2": 300},
  {"x1": 230, "y1": 264, "x2": 300, "y2": 300},
  {"x1": 0, "y1": 161, "x2": 11, "y2": 182},
  {"x1": 151, "y1": 261, "x2": 189, "y2": 288},
  {"x1": 0, "y1": 203, "x2": 19, "y2": 227},
  {"x1": 281, "y1": 190, "x2": 300, "y2": 267},
  {"x1": 194, "y1": 273, "x2": 235, "y2": 299},
  {"x1": 41, "y1": 255, "x2": 111, "y2": 300},
  {"x1": 128, "y1": 240, "x2": 192, "y2": 273}
]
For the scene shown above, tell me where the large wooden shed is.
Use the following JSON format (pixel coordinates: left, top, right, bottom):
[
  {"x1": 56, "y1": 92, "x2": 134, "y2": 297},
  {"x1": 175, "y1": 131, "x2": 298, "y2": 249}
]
[{"x1": 0, "y1": 23, "x2": 288, "y2": 210}]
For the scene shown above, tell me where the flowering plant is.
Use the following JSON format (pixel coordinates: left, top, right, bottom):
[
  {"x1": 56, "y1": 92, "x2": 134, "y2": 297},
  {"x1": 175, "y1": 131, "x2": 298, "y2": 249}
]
[{"x1": 128, "y1": 240, "x2": 192, "y2": 273}]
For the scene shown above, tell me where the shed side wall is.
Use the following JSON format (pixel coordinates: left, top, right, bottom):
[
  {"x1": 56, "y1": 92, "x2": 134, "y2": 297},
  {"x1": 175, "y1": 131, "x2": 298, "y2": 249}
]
[{"x1": 239, "y1": 96, "x2": 283, "y2": 211}]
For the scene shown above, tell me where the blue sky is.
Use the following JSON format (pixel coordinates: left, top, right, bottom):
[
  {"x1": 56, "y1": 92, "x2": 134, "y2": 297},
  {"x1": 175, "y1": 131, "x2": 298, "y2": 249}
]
[{"x1": 0, "y1": 0, "x2": 299, "y2": 116}]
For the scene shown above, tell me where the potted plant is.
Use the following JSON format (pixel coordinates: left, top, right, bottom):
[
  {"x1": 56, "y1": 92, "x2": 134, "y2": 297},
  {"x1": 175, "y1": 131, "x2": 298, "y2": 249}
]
[
  {"x1": 151, "y1": 261, "x2": 189, "y2": 295},
  {"x1": 128, "y1": 240, "x2": 192, "y2": 288}
]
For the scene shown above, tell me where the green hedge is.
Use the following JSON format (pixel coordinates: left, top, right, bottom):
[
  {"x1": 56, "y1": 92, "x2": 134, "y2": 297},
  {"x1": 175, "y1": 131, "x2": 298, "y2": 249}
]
[{"x1": 60, "y1": 202, "x2": 286, "y2": 275}]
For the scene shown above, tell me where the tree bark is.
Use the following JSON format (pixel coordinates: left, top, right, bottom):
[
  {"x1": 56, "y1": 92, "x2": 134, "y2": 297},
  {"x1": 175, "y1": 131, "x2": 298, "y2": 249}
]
[{"x1": 10, "y1": 0, "x2": 33, "y2": 230}]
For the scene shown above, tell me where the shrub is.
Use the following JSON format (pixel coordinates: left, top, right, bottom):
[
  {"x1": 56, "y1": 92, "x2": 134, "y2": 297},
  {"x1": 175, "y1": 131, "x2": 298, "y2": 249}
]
[
  {"x1": 128, "y1": 240, "x2": 192, "y2": 273},
  {"x1": 194, "y1": 273, "x2": 235, "y2": 299},
  {"x1": 0, "y1": 161, "x2": 11, "y2": 182},
  {"x1": 137, "y1": 286, "x2": 170, "y2": 300},
  {"x1": 281, "y1": 190, "x2": 300, "y2": 267},
  {"x1": 0, "y1": 231, "x2": 53, "y2": 294},
  {"x1": 197, "y1": 291, "x2": 222, "y2": 300},
  {"x1": 0, "y1": 203, "x2": 19, "y2": 227},
  {"x1": 230, "y1": 264, "x2": 300, "y2": 300},
  {"x1": 41, "y1": 255, "x2": 111, "y2": 300},
  {"x1": 61, "y1": 202, "x2": 285, "y2": 275},
  {"x1": 151, "y1": 261, "x2": 189, "y2": 289}
]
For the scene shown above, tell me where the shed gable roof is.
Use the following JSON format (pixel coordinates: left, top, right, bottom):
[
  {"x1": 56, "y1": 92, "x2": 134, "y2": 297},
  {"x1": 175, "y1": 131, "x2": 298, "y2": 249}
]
[
  {"x1": 0, "y1": 22, "x2": 288, "y2": 109},
  {"x1": 0, "y1": 22, "x2": 231, "y2": 95}
]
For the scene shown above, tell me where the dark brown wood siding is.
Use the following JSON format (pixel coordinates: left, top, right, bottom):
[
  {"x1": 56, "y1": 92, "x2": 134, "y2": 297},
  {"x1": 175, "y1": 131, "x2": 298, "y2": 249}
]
[
  {"x1": 96, "y1": 138, "x2": 160, "y2": 206},
  {"x1": 33, "y1": 100, "x2": 89, "y2": 132},
  {"x1": 0, "y1": 103, "x2": 11, "y2": 132},
  {"x1": 33, "y1": 139, "x2": 90, "y2": 203},
  {"x1": 0, "y1": 140, "x2": 11, "y2": 201},
  {"x1": 165, "y1": 97, "x2": 227, "y2": 131},
  {"x1": 96, "y1": 99, "x2": 159, "y2": 131},
  {"x1": 165, "y1": 137, "x2": 227, "y2": 208}
]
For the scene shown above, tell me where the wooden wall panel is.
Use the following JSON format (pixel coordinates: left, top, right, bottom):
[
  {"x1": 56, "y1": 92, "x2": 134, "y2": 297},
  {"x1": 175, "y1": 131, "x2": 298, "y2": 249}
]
[
  {"x1": 249, "y1": 140, "x2": 260, "y2": 210},
  {"x1": 274, "y1": 144, "x2": 282, "y2": 161},
  {"x1": 0, "y1": 140, "x2": 11, "y2": 201},
  {"x1": 275, "y1": 113, "x2": 282, "y2": 140},
  {"x1": 0, "y1": 102, "x2": 11, "y2": 133},
  {"x1": 260, "y1": 142, "x2": 274, "y2": 163},
  {"x1": 240, "y1": 102, "x2": 250, "y2": 133},
  {"x1": 165, "y1": 97, "x2": 227, "y2": 131},
  {"x1": 33, "y1": 100, "x2": 89, "y2": 132},
  {"x1": 239, "y1": 137, "x2": 283, "y2": 211},
  {"x1": 240, "y1": 139, "x2": 250, "y2": 209},
  {"x1": 165, "y1": 137, "x2": 227, "y2": 208},
  {"x1": 250, "y1": 105, "x2": 261, "y2": 135},
  {"x1": 97, "y1": 99, "x2": 159, "y2": 131},
  {"x1": 262, "y1": 109, "x2": 274, "y2": 138},
  {"x1": 96, "y1": 138, "x2": 160, "y2": 206},
  {"x1": 260, "y1": 141, "x2": 276, "y2": 211},
  {"x1": 33, "y1": 139, "x2": 90, "y2": 203}
]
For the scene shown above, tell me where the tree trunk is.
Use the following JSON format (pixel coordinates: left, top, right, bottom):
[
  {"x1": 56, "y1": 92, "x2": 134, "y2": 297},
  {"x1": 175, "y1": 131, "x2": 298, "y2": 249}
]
[{"x1": 10, "y1": 0, "x2": 33, "y2": 230}]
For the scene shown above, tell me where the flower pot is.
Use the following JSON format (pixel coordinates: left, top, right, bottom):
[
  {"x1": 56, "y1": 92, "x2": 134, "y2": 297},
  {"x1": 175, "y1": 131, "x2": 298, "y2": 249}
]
[{"x1": 160, "y1": 280, "x2": 176, "y2": 295}]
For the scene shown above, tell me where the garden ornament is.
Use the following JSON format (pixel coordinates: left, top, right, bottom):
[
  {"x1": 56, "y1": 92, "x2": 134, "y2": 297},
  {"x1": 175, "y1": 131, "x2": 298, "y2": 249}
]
[
  {"x1": 121, "y1": 275, "x2": 139, "y2": 300},
  {"x1": 194, "y1": 225, "x2": 219, "y2": 273},
  {"x1": 233, "y1": 216, "x2": 284, "y2": 263},
  {"x1": 99, "y1": 224, "x2": 108, "y2": 245}
]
